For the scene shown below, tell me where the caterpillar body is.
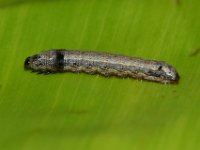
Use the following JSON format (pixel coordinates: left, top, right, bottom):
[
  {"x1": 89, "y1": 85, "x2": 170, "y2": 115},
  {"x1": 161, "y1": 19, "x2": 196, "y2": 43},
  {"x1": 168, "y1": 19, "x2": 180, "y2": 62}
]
[{"x1": 24, "y1": 50, "x2": 179, "y2": 84}]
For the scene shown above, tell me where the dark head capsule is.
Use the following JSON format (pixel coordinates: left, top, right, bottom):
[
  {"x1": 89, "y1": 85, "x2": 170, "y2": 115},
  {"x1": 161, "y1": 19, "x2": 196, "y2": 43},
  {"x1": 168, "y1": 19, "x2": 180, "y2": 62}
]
[
  {"x1": 24, "y1": 57, "x2": 31, "y2": 70},
  {"x1": 24, "y1": 54, "x2": 49, "y2": 72}
]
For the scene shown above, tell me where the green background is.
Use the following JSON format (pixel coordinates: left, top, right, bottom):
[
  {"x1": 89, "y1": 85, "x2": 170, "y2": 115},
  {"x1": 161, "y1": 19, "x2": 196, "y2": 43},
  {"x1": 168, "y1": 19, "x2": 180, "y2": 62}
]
[{"x1": 0, "y1": 0, "x2": 200, "y2": 149}]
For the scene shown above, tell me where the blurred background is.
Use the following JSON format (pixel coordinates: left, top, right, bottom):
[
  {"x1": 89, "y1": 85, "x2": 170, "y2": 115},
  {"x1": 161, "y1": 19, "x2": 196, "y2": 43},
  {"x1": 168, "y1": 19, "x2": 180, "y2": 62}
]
[{"x1": 0, "y1": 0, "x2": 200, "y2": 150}]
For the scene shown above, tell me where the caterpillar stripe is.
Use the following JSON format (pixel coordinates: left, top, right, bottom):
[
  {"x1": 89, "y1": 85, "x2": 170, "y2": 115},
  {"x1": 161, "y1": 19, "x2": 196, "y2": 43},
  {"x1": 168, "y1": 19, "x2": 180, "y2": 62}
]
[{"x1": 24, "y1": 50, "x2": 179, "y2": 84}]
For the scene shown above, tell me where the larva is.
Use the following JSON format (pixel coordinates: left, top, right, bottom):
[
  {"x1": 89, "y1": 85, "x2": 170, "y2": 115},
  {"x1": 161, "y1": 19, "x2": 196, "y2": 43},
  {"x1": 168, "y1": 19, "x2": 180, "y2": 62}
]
[{"x1": 24, "y1": 50, "x2": 180, "y2": 84}]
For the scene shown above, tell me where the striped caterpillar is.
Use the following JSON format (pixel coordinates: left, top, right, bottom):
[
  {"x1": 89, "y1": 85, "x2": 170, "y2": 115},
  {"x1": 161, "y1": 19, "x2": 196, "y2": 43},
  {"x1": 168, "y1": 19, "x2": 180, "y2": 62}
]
[{"x1": 24, "y1": 50, "x2": 179, "y2": 84}]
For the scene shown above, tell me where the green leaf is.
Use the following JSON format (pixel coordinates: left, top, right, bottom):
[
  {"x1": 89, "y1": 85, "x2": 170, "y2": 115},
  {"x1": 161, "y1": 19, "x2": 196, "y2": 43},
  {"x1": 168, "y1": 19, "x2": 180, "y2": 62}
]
[{"x1": 0, "y1": 0, "x2": 200, "y2": 149}]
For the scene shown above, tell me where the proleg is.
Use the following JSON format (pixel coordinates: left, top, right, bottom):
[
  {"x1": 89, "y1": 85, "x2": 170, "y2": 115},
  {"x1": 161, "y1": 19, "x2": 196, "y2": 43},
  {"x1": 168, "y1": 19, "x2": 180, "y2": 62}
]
[{"x1": 24, "y1": 50, "x2": 180, "y2": 84}]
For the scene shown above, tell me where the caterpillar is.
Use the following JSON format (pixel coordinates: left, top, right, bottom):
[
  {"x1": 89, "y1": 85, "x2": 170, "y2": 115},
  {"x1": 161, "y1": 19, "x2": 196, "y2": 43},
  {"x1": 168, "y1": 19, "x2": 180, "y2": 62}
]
[{"x1": 24, "y1": 50, "x2": 180, "y2": 84}]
